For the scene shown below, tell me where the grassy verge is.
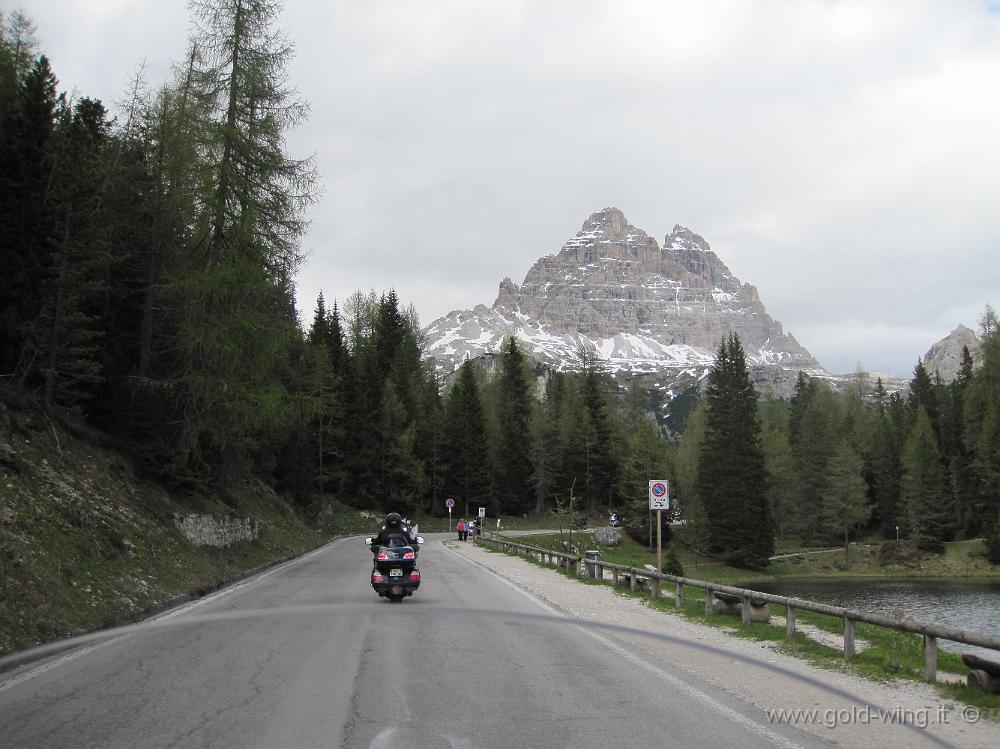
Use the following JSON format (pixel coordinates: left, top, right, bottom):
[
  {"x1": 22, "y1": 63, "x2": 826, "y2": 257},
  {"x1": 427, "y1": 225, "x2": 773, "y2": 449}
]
[
  {"x1": 0, "y1": 404, "x2": 325, "y2": 656},
  {"x1": 478, "y1": 536, "x2": 1000, "y2": 718}
]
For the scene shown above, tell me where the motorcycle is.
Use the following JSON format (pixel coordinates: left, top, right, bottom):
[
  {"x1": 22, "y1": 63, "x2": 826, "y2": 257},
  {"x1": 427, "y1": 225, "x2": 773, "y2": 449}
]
[{"x1": 366, "y1": 535, "x2": 424, "y2": 602}]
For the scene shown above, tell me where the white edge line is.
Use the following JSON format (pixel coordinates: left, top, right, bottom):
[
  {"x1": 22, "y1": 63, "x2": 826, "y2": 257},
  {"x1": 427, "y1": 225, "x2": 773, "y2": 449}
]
[
  {"x1": 0, "y1": 538, "x2": 346, "y2": 694},
  {"x1": 441, "y1": 541, "x2": 807, "y2": 749}
]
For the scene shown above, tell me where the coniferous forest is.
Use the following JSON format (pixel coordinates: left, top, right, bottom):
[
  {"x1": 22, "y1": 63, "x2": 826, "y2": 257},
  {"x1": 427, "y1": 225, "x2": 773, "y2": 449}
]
[{"x1": 2, "y1": 5, "x2": 999, "y2": 569}]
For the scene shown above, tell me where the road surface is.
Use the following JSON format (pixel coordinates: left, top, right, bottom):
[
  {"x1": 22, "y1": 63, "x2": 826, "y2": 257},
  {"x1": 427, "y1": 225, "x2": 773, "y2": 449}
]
[{"x1": 0, "y1": 534, "x2": 831, "y2": 748}]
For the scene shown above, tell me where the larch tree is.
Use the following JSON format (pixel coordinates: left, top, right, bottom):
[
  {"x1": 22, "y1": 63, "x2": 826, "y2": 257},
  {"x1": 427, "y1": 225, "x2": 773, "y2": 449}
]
[
  {"x1": 821, "y1": 441, "x2": 873, "y2": 561},
  {"x1": 169, "y1": 0, "x2": 318, "y2": 479}
]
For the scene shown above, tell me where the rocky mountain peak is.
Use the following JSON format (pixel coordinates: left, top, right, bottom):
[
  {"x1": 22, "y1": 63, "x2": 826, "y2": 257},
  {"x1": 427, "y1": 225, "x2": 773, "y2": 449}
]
[
  {"x1": 923, "y1": 324, "x2": 980, "y2": 382},
  {"x1": 426, "y1": 208, "x2": 827, "y2": 398},
  {"x1": 665, "y1": 225, "x2": 712, "y2": 253}
]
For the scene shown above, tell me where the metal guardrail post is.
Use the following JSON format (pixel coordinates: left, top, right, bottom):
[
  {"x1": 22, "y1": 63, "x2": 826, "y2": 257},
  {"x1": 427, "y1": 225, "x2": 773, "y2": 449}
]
[
  {"x1": 652, "y1": 576, "x2": 660, "y2": 598},
  {"x1": 482, "y1": 531, "x2": 1000, "y2": 659},
  {"x1": 924, "y1": 634, "x2": 937, "y2": 682},
  {"x1": 741, "y1": 593, "x2": 752, "y2": 625}
]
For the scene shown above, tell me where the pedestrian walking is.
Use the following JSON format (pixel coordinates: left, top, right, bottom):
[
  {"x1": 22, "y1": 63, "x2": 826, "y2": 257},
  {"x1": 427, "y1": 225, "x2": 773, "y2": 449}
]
[{"x1": 457, "y1": 518, "x2": 466, "y2": 541}]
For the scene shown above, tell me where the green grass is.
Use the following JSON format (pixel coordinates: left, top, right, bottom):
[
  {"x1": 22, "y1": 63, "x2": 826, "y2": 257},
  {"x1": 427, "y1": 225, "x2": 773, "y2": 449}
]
[
  {"x1": 478, "y1": 535, "x2": 1000, "y2": 719},
  {"x1": 0, "y1": 407, "x2": 326, "y2": 656}
]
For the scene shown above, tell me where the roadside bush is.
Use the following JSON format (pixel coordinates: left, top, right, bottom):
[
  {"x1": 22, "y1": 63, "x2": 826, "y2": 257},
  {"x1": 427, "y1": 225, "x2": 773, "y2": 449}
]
[
  {"x1": 878, "y1": 540, "x2": 924, "y2": 567},
  {"x1": 661, "y1": 546, "x2": 684, "y2": 576}
]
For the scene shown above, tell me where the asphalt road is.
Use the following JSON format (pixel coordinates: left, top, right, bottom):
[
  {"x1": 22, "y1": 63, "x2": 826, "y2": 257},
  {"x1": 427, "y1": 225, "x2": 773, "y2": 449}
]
[{"x1": 0, "y1": 534, "x2": 830, "y2": 748}]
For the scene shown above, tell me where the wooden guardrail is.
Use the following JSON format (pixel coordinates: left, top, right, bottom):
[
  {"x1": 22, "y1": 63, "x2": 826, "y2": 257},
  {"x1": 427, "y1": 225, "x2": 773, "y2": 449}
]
[{"x1": 476, "y1": 530, "x2": 1000, "y2": 683}]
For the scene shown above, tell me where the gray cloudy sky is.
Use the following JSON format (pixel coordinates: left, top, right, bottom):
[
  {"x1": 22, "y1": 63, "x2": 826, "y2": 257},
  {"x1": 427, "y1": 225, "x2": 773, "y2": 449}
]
[{"x1": 20, "y1": 0, "x2": 1000, "y2": 376}]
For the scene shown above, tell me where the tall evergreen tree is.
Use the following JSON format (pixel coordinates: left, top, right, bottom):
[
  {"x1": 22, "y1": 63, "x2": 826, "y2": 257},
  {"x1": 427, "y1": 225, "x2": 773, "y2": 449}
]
[
  {"x1": 907, "y1": 360, "x2": 937, "y2": 426},
  {"x1": 0, "y1": 54, "x2": 59, "y2": 378},
  {"x1": 578, "y1": 357, "x2": 618, "y2": 512},
  {"x1": 697, "y1": 334, "x2": 773, "y2": 569},
  {"x1": 900, "y1": 406, "x2": 953, "y2": 551},
  {"x1": 495, "y1": 337, "x2": 535, "y2": 515},
  {"x1": 870, "y1": 408, "x2": 903, "y2": 537},
  {"x1": 963, "y1": 306, "x2": 1000, "y2": 561},
  {"x1": 442, "y1": 362, "x2": 492, "y2": 517},
  {"x1": 308, "y1": 291, "x2": 329, "y2": 346},
  {"x1": 32, "y1": 97, "x2": 113, "y2": 407}
]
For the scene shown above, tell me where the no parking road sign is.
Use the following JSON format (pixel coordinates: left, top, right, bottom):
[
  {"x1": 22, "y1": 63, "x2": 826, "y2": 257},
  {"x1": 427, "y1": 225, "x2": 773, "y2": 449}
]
[
  {"x1": 648, "y1": 480, "x2": 670, "y2": 510},
  {"x1": 445, "y1": 498, "x2": 455, "y2": 510}
]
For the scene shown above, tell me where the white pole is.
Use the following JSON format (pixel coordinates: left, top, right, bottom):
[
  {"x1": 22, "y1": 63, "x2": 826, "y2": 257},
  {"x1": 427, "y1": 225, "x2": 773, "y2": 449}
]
[{"x1": 656, "y1": 509, "x2": 662, "y2": 573}]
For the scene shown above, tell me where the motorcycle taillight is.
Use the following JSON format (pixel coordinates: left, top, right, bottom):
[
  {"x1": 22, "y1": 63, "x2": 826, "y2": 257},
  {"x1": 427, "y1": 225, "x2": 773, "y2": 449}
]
[
  {"x1": 409, "y1": 570, "x2": 420, "y2": 581},
  {"x1": 371, "y1": 571, "x2": 384, "y2": 582},
  {"x1": 376, "y1": 551, "x2": 388, "y2": 560},
  {"x1": 403, "y1": 551, "x2": 414, "y2": 559}
]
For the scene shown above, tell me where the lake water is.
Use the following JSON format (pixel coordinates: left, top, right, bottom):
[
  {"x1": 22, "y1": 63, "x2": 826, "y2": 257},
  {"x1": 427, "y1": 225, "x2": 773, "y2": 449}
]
[{"x1": 745, "y1": 577, "x2": 1000, "y2": 659}]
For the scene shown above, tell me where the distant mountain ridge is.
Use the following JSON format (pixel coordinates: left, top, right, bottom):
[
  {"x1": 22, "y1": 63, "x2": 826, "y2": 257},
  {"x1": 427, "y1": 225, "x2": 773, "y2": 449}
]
[{"x1": 424, "y1": 207, "x2": 828, "y2": 395}]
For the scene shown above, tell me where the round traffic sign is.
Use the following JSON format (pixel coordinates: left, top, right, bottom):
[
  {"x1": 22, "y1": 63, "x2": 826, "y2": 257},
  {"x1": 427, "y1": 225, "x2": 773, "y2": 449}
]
[
  {"x1": 445, "y1": 498, "x2": 455, "y2": 509},
  {"x1": 651, "y1": 482, "x2": 667, "y2": 497}
]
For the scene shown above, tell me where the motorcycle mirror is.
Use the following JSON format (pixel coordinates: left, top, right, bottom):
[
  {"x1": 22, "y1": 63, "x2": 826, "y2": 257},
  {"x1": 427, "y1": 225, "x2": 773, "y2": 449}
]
[{"x1": 416, "y1": 537, "x2": 424, "y2": 545}]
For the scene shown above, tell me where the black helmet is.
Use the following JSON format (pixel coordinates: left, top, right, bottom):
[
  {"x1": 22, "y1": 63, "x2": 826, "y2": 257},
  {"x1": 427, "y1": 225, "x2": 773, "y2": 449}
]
[{"x1": 385, "y1": 512, "x2": 403, "y2": 528}]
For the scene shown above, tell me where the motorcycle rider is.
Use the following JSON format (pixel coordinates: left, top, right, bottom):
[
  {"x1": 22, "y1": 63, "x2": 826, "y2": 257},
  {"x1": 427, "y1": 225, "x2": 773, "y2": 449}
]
[{"x1": 372, "y1": 512, "x2": 413, "y2": 552}]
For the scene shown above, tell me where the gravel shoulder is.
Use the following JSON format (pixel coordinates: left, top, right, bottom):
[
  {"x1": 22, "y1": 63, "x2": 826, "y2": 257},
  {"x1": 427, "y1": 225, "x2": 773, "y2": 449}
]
[{"x1": 447, "y1": 540, "x2": 999, "y2": 749}]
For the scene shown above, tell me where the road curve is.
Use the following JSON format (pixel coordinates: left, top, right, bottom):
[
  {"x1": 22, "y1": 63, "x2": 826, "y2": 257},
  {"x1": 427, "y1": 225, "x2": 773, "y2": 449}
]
[{"x1": 0, "y1": 534, "x2": 830, "y2": 748}]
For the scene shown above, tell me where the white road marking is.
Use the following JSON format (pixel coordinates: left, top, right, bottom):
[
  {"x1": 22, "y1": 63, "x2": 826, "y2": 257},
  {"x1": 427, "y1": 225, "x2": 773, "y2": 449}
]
[
  {"x1": 0, "y1": 538, "x2": 346, "y2": 693},
  {"x1": 442, "y1": 542, "x2": 808, "y2": 749}
]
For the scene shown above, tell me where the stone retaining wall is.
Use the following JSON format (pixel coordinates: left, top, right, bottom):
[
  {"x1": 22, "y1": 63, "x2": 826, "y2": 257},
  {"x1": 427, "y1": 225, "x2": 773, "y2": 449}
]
[{"x1": 174, "y1": 513, "x2": 258, "y2": 547}]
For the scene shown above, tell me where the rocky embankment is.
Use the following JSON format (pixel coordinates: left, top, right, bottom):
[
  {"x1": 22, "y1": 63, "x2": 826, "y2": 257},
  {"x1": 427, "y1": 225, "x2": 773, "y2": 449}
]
[{"x1": 0, "y1": 396, "x2": 323, "y2": 656}]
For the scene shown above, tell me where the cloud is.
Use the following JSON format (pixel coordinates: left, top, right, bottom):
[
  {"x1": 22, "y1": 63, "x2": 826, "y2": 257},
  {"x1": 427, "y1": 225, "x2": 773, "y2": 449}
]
[{"x1": 24, "y1": 0, "x2": 1000, "y2": 376}]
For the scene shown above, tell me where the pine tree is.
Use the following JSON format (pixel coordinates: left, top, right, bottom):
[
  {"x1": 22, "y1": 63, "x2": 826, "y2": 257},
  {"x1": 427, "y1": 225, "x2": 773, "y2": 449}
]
[
  {"x1": 578, "y1": 357, "x2": 618, "y2": 512},
  {"x1": 908, "y1": 360, "x2": 937, "y2": 427},
  {"x1": 495, "y1": 337, "x2": 534, "y2": 515},
  {"x1": 442, "y1": 361, "x2": 492, "y2": 517},
  {"x1": 32, "y1": 97, "x2": 113, "y2": 407},
  {"x1": 963, "y1": 306, "x2": 1000, "y2": 562},
  {"x1": 900, "y1": 407, "x2": 953, "y2": 551},
  {"x1": 0, "y1": 54, "x2": 59, "y2": 378},
  {"x1": 327, "y1": 300, "x2": 344, "y2": 372},
  {"x1": 308, "y1": 291, "x2": 329, "y2": 346},
  {"x1": 697, "y1": 334, "x2": 773, "y2": 568},
  {"x1": 870, "y1": 408, "x2": 903, "y2": 538}
]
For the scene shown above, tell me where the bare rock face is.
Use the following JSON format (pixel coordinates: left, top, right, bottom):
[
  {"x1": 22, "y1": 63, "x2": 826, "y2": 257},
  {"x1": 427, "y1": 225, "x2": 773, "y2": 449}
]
[
  {"x1": 593, "y1": 526, "x2": 622, "y2": 546},
  {"x1": 424, "y1": 208, "x2": 828, "y2": 394},
  {"x1": 922, "y1": 324, "x2": 980, "y2": 382}
]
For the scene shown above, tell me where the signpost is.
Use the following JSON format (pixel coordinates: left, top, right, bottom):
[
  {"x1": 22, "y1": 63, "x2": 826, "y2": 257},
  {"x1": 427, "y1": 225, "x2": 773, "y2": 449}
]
[
  {"x1": 649, "y1": 480, "x2": 670, "y2": 573},
  {"x1": 445, "y1": 497, "x2": 455, "y2": 530}
]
